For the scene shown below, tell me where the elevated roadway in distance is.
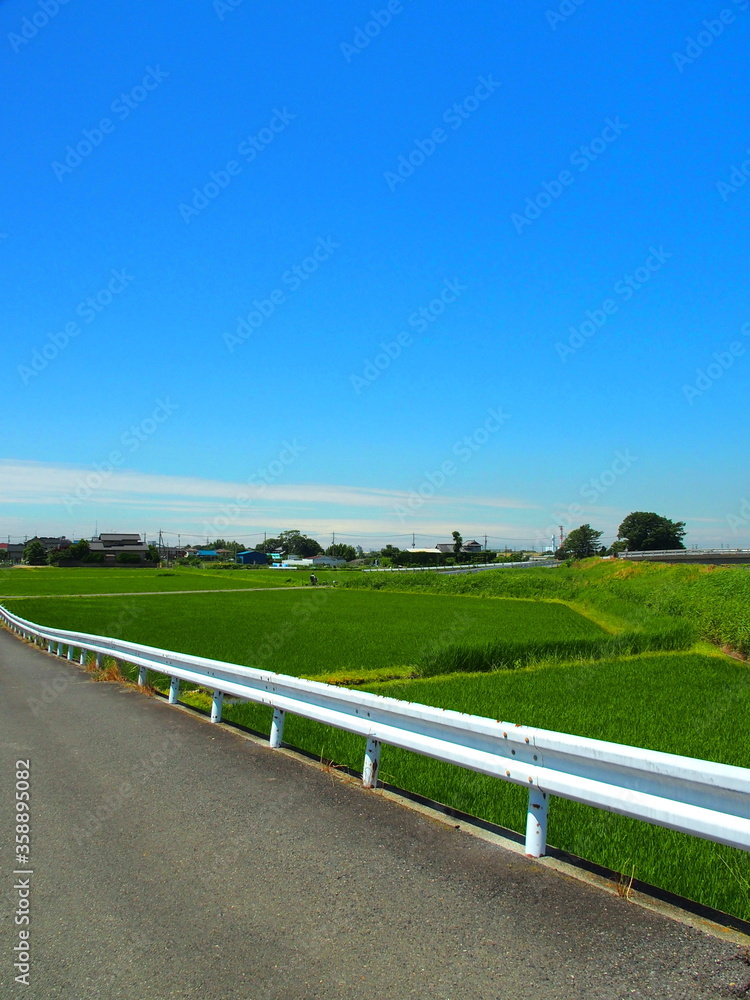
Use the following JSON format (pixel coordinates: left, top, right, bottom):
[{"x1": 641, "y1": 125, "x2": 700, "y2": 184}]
[
  {"x1": 619, "y1": 549, "x2": 750, "y2": 565},
  {"x1": 0, "y1": 628, "x2": 746, "y2": 1000}
]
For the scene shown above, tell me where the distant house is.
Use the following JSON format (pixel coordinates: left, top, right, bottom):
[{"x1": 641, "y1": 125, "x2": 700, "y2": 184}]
[
  {"x1": 436, "y1": 539, "x2": 484, "y2": 554},
  {"x1": 29, "y1": 536, "x2": 72, "y2": 553},
  {"x1": 196, "y1": 549, "x2": 219, "y2": 561},
  {"x1": 0, "y1": 543, "x2": 25, "y2": 564},
  {"x1": 0, "y1": 537, "x2": 71, "y2": 564},
  {"x1": 310, "y1": 555, "x2": 345, "y2": 567},
  {"x1": 0, "y1": 542, "x2": 24, "y2": 565},
  {"x1": 159, "y1": 546, "x2": 186, "y2": 561},
  {"x1": 88, "y1": 533, "x2": 151, "y2": 564},
  {"x1": 236, "y1": 550, "x2": 269, "y2": 566}
]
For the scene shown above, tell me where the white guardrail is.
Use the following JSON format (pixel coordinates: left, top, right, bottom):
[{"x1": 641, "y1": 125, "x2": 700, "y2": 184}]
[
  {"x1": 619, "y1": 549, "x2": 750, "y2": 558},
  {"x1": 3, "y1": 604, "x2": 750, "y2": 859}
]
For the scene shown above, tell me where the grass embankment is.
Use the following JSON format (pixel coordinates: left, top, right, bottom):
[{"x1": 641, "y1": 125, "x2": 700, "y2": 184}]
[{"x1": 343, "y1": 558, "x2": 750, "y2": 659}]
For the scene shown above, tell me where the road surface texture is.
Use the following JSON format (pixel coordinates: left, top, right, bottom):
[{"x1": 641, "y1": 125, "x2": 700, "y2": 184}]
[{"x1": 1, "y1": 627, "x2": 747, "y2": 1000}]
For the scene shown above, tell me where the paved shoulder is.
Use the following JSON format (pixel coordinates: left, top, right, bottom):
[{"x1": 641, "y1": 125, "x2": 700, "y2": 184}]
[{"x1": 0, "y1": 628, "x2": 743, "y2": 1000}]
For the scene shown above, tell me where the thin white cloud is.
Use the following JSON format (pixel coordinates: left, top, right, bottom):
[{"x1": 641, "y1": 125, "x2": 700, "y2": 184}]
[{"x1": 0, "y1": 459, "x2": 537, "y2": 514}]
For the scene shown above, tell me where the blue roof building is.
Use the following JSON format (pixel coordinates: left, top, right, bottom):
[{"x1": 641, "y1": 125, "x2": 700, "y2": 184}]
[{"x1": 236, "y1": 550, "x2": 269, "y2": 566}]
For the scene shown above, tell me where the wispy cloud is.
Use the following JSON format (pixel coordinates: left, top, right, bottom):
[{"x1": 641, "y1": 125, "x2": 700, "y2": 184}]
[{"x1": 0, "y1": 459, "x2": 544, "y2": 541}]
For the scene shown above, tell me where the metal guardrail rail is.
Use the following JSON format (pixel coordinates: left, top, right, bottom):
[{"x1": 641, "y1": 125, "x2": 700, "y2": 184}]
[
  {"x1": 364, "y1": 559, "x2": 559, "y2": 573},
  {"x1": 3, "y1": 604, "x2": 750, "y2": 858},
  {"x1": 619, "y1": 549, "x2": 750, "y2": 558}
]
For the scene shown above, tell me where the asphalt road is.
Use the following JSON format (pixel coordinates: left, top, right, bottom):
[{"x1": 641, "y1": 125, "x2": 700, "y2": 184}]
[{"x1": 1, "y1": 627, "x2": 747, "y2": 1000}]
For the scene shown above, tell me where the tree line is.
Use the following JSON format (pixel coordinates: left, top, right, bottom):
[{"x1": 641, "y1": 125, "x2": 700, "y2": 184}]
[
  {"x1": 4, "y1": 512, "x2": 688, "y2": 567},
  {"x1": 559, "y1": 512, "x2": 686, "y2": 560}
]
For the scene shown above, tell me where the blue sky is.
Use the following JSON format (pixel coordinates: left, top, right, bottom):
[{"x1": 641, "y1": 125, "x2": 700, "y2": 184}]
[{"x1": 2, "y1": 0, "x2": 749, "y2": 550}]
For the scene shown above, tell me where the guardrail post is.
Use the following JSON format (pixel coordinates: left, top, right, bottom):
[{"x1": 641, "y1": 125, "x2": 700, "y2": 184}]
[
  {"x1": 48, "y1": 640, "x2": 54, "y2": 653},
  {"x1": 79, "y1": 649, "x2": 86, "y2": 665},
  {"x1": 362, "y1": 737, "x2": 381, "y2": 788},
  {"x1": 56, "y1": 642, "x2": 63, "y2": 656},
  {"x1": 96, "y1": 653, "x2": 103, "y2": 668},
  {"x1": 137, "y1": 666, "x2": 147, "y2": 686},
  {"x1": 169, "y1": 676, "x2": 180, "y2": 704},
  {"x1": 211, "y1": 690, "x2": 224, "y2": 723},
  {"x1": 525, "y1": 788, "x2": 549, "y2": 858},
  {"x1": 270, "y1": 708, "x2": 286, "y2": 748},
  {"x1": 67, "y1": 645, "x2": 74, "y2": 661}
]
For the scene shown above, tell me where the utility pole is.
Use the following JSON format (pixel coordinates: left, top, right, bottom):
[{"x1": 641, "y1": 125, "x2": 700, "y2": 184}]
[
  {"x1": 483, "y1": 533, "x2": 487, "y2": 551},
  {"x1": 412, "y1": 532, "x2": 416, "y2": 548},
  {"x1": 559, "y1": 525, "x2": 564, "y2": 550}
]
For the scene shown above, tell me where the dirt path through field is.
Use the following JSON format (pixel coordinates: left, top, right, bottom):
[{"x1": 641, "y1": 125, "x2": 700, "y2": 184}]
[{"x1": 1, "y1": 585, "x2": 326, "y2": 600}]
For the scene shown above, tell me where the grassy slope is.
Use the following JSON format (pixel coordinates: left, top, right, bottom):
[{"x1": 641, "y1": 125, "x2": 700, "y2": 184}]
[
  {"x1": 5, "y1": 589, "x2": 602, "y2": 676},
  {"x1": 343, "y1": 559, "x2": 750, "y2": 655}
]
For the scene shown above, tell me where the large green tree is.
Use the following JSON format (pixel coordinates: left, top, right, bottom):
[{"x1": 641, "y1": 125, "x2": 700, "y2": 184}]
[
  {"x1": 325, "y1": 543, "x2": 356, "y2": 562},
  {"x1": 49, "y1": 539, "x2": 90, "y2": 563},
  {"x1": 617, "y1": 512, "x2": 686, "y2": 551},
  {"x1": 209, "y1": 539, "x2": 242, "y2": 555},
  {"x1": 452, "y1": 530, "x2": 463, "y2": 559},
  {"x1": 260, "y1": 530, "x2": 323, "y2": 557},
  {"x1": 23, "y1": 540, "x2": 47, "y2": 565},
  {"x1": 561, "y1": 524, "x2": 603, "y2": 559}
]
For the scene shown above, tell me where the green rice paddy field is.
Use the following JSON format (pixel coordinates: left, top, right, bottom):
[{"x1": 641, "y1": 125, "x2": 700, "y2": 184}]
[
  {"x1": 4, "y1": 588, "x2": 604, "y2": 677},
  {"x1": 0, "y1": 565, "x2": 330, "y2": 597},
  {"x1": 3, "y1": 559, "x2": 750, "y2": 921}
]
